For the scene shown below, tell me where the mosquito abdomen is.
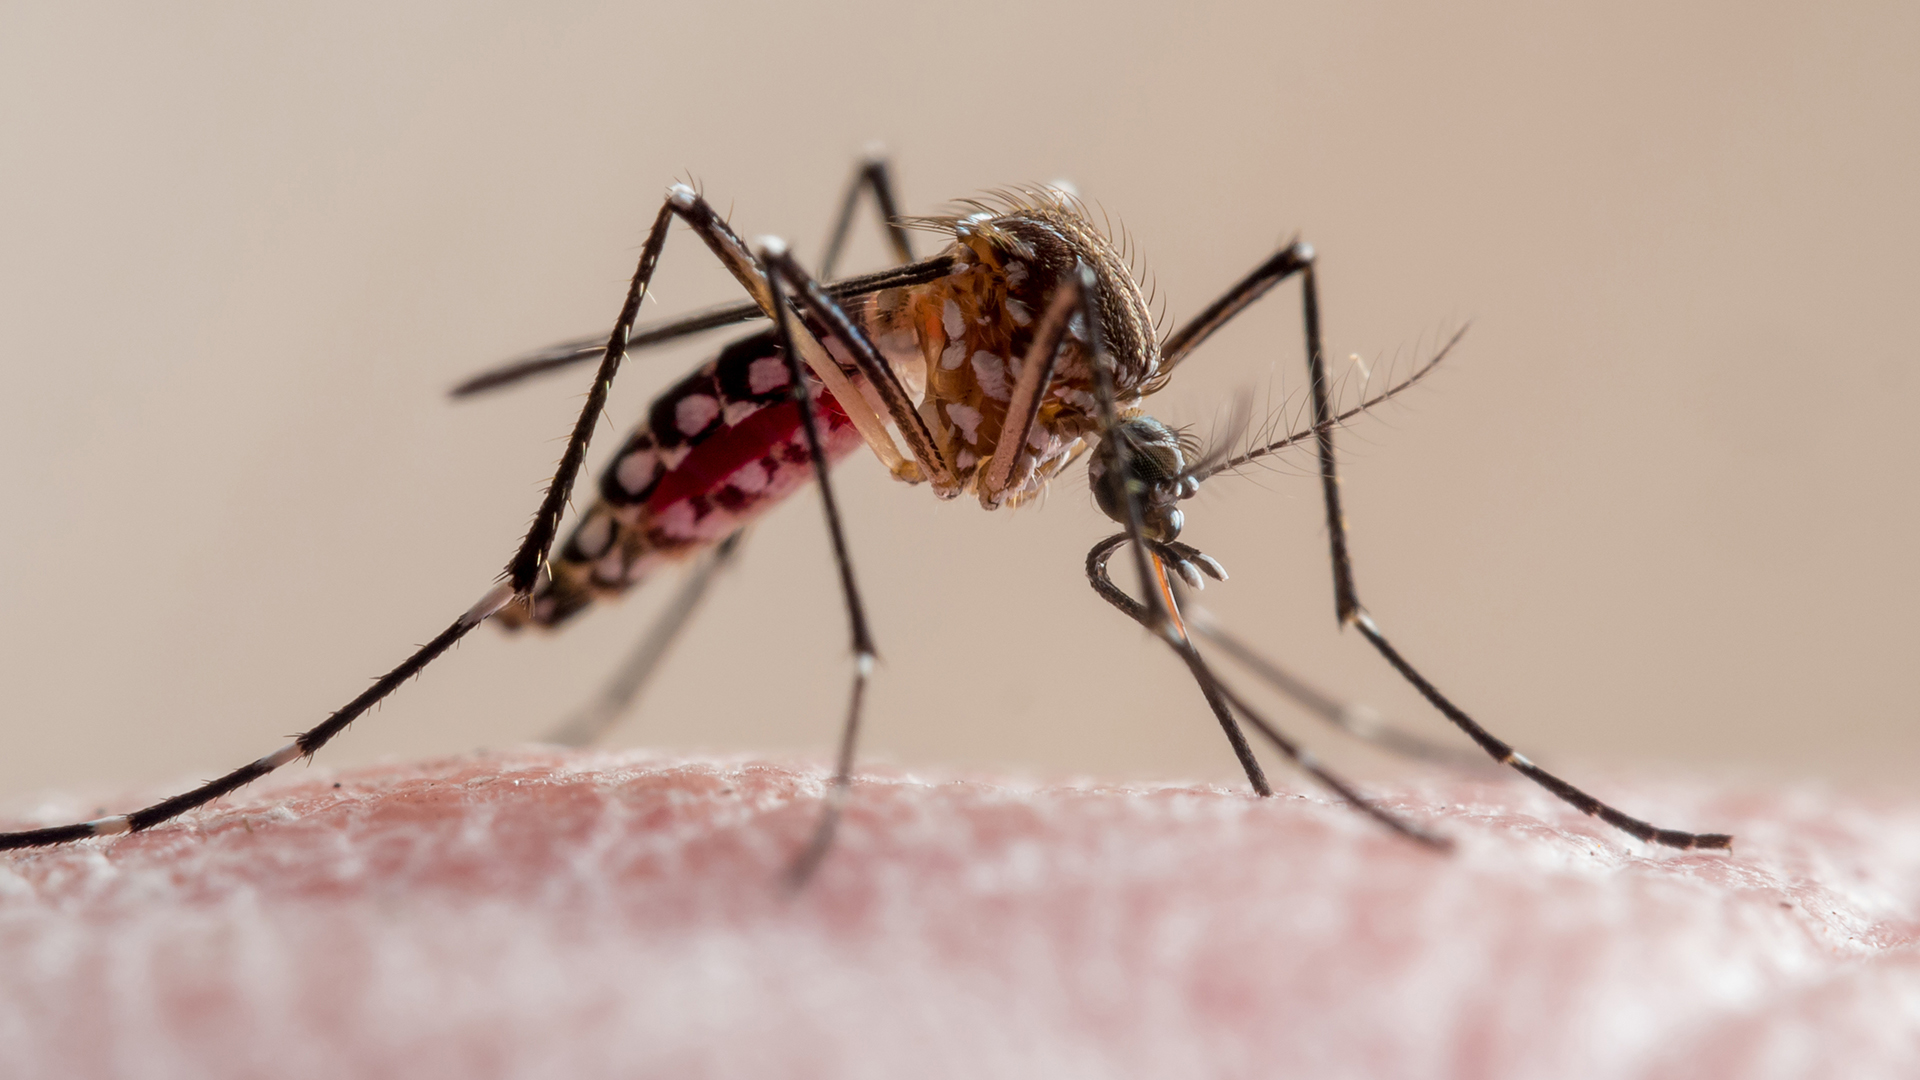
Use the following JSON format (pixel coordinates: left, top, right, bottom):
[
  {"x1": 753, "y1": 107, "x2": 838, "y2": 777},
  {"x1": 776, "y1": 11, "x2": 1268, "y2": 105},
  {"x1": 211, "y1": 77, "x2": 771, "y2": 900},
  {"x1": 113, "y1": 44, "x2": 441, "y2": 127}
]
[{"x1": 497, "y1": 330, "x2": 864, "y2": 629}]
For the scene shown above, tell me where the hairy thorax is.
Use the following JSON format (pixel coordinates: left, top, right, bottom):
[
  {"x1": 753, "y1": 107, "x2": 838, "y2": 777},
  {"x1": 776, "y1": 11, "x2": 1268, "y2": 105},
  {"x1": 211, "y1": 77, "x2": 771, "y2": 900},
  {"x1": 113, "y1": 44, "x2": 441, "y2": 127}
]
[{"x1": 862, "y1": 192, "x2": 1161, "y2": 507}]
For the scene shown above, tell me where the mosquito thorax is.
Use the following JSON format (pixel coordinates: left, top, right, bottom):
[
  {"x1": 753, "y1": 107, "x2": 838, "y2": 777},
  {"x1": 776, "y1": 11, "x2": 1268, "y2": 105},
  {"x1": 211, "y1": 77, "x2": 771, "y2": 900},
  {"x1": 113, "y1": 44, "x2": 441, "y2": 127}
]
[
  {"x1": 1088, "y1": 415, "x2": 1194, "y2": 541},
  {"x1": 858, "y1": 188, "x2": 1160, "y2": 509}
]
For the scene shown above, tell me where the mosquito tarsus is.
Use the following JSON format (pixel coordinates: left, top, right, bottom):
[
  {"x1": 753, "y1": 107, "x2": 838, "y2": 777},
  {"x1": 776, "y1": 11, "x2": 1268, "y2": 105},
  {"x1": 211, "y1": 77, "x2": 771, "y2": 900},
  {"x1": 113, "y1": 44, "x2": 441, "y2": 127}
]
[{"x1": 0, "y1": 157, "x2": 1732, "y2": 873}]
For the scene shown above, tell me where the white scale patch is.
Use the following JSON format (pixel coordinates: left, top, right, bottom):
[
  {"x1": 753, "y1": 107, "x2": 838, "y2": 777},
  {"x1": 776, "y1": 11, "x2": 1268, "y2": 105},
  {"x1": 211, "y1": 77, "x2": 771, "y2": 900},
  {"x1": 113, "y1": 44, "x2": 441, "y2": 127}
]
[
  {"x1": 617, "y1": 449, "x2": 660, "y2": 495},
  {"x1": 728, "y1": 459, "x2": 771, "y2": 495},
  {"x1": 593, "y1": 548, "x2": 626, "y2": 585},
  {"x1": 650, "y1": 499, "x2": 698, "y2": 542},
  {"x1": 971, "y1": 351, "x2": 1010, "y2": 401},
  {"x1": 573, "y1": 512, "x2": 615, "y2": 559},
  {"x1": 1005, "y1": 298, "x2": 1033, "y2": 327},
  {"x1": 747, "y1": 356, "x2": 790, "y2": 395},
  {"x1": 942, "y1": 299, "x2": 965, "y2": 341},
  {"x1": 676, "y1": 394, "x2": 721, "y2": 436},
  {"x1": 1005, "y1": 260, "x2": 1028, "y2": 286},
  {"x1": 946, "y1": 402, "x2": 983, "y2": 443},
  {"x1": 940, "y1": 340, "x2": 967, "y2": 370},
  {"x1": 723, "y1": 400, "x2": 762, "y2": 426}
]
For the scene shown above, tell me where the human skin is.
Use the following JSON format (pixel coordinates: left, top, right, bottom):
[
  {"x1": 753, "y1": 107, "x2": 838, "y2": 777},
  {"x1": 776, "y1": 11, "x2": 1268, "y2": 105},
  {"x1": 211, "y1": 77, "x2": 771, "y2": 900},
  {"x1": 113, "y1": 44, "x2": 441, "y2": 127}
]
[{"x1": 0, "y1": 750, "x2": 1915, "y2": 1079}]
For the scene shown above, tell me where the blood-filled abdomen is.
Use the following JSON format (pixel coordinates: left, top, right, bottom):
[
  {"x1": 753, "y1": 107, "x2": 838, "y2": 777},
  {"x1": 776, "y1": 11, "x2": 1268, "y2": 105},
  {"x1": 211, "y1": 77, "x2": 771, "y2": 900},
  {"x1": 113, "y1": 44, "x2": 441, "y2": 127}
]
[{"x1": 496, "y1": 330, "x2": 863, "y2": 629}]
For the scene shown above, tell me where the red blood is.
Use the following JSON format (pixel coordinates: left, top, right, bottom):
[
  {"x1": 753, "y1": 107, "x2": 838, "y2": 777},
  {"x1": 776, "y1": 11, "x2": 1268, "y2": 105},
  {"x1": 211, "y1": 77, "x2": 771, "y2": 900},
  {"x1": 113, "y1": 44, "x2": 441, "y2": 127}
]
[{"x1": 646, "y1": 392, "x2": 854, "y2": 514}]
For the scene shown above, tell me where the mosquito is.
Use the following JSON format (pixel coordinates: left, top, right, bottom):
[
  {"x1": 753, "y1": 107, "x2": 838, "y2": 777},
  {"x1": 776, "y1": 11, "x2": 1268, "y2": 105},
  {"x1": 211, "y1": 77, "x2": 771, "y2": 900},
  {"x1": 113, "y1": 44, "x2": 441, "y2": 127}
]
[{"x1": 0, "y1": 158, "x2": 1733, "y2": 877}]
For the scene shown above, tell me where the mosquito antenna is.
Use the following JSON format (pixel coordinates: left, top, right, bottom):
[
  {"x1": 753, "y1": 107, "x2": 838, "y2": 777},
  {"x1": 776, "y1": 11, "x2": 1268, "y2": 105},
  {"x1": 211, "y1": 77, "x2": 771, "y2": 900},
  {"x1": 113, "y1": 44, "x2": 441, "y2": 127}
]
[{"x1": 1193, "y1": 325, "x2": 1466, "y2": 482}]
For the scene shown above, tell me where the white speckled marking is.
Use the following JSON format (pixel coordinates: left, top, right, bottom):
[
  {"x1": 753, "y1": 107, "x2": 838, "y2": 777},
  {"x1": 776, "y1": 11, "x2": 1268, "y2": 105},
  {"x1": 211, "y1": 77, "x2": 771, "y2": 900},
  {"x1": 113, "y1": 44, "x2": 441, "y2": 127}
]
[
  {"x1": 617, "y1": 449, "x2": 660, "y2": 496},
  {"x1": 728, "y1": 459, "x2": 770, "y2": 494},
  {"x1": 573, "y1": 512, "x2": 615, "y2": 559},
  {"x1": 593, "y1": 548, "x2": 626, "y2": 585},
  {"x1": 87, "y1": 816, "x2": 131, "y2": 836},
  {"x1": 971, "y1": 351, "x2": 1010, "y2": 401},
  {"x1": 946, "y1": 402, "x2": 983, "y2": 443},
  {"x1": 942, "y1": 299, "x2": 965, "y2": 340},
  {"x1": 747, "y1": 356, "x2": 790, "y2": 395},
  {"x1": 676, "y1": 394, "x2": 720, "y2": 436},
  {"x1": 259, "y1": 742, "x2": 302, "y2": 769},
  {"x1": 462, "y1": 582, "x2": 516, "y2": 626}
]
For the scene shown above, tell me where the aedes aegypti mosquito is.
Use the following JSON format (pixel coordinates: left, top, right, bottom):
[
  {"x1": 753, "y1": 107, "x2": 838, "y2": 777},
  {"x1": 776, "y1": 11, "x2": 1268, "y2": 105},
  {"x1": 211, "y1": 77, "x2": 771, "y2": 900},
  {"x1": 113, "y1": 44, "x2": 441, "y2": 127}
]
[{"x1": 0, "y1": 158, "x2": 1733, "y2": 878}]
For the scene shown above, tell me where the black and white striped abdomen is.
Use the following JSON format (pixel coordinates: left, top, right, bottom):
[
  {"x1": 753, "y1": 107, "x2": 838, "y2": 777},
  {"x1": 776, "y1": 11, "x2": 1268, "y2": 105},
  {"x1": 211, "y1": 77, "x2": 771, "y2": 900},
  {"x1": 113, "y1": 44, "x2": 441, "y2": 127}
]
[{"x1": 496, "y1": 330, "x2": 864, "y2": 629}]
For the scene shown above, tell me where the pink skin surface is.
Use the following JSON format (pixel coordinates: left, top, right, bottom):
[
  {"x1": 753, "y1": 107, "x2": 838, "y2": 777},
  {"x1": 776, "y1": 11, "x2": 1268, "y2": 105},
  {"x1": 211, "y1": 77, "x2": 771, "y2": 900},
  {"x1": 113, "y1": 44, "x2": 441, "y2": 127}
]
[{"x1": 1, "y1": 750, "x2": 1915, "y2": 1079}]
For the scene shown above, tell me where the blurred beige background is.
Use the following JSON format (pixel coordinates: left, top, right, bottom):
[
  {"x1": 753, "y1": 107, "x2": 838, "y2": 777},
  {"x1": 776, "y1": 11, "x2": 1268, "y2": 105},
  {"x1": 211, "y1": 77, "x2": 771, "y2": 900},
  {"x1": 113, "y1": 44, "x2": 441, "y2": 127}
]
[{"x1": 0, "y1": 2, "x2": 1914, "y2": 806}]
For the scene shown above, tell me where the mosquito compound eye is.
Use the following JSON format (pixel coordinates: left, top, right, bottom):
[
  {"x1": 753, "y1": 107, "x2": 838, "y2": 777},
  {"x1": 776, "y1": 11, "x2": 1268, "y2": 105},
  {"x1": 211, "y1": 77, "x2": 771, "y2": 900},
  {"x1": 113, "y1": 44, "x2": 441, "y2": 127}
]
[{"x1": 1090, "y1": 417, "x2": 1189, "y2": 540}]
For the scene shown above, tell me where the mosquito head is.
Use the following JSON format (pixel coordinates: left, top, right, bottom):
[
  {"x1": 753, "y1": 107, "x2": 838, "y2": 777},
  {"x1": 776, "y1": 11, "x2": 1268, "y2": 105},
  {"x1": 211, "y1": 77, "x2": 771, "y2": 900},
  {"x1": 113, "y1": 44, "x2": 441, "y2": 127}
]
[{"x1": 1088, "y1": 416, "x2": 1200, "y2": 541}]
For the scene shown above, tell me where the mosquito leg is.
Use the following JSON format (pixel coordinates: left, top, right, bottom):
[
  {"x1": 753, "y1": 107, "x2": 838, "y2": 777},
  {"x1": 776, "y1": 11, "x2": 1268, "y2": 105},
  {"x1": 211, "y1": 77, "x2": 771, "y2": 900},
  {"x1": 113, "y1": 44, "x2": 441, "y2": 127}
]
[
  {"x1": 1178, "y1": 600, "x2": 1499, "y2": 772},
  {"x1": 0, "y1": 185, "x2": 890, "y2": 852},
  {"x1": 1073, "y1": 263, "x2": 1272, "y2": 797},
  {"x1": 508, "y1": 183, "x2": 930, "y2": 596},
  {"x1": 1084, "y1": 535, "x2": 1448, "y2": 848},
  {"x1": 980, "y1": 282, "x2": 1078, "y2": 507},
  {"x1": 1287, "y1": 253, "x2": 1731, "y2": 850},
  {"x1": 819, "y1": 153, "x2": 916, "y2": 279},
  {"x1": 449, "y1": 259, "x2": 956, "y2": 399},
  {"x1": 757, "y1": 239, "x2": 882, "y2": 887},
  {"x1": 759, "y1": 245, "x2": 960, "y2": 495},
  {"x1": 1154, "y1": 238, "x2": 1731, "y2": 848},
  {"x1": 543, "y1": 161, "x2": 923, "y2": 747},
  {"x1": 1084, "y1": 535, "x2": 1270, "y2": 796},
  {"x1": 0, "y1": 582, "x2": 517, "y2": 851},
  {"x1": 543, "y1": 530, "x2": 748, "y2": 748},
  {"x1": 1160, "y1": 241, "x2": 1315, "y2": 375}
]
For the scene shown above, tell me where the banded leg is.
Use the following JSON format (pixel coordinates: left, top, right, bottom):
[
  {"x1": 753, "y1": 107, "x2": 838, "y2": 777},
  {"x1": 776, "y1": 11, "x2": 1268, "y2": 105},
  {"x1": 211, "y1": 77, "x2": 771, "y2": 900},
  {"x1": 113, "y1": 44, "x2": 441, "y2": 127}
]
[
  {"x1": 510, "y1": 182, "x2": 935, "y2": 598},
  {"x1": 759, "y1": 239, "x2": 880, "y2": 886},
  {"x1": 1164, "y1": 241, "x2": 1732, "y2": 850},
  {"x1": 0, "y1": 584, "x2": 514, "y2": 851}
]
